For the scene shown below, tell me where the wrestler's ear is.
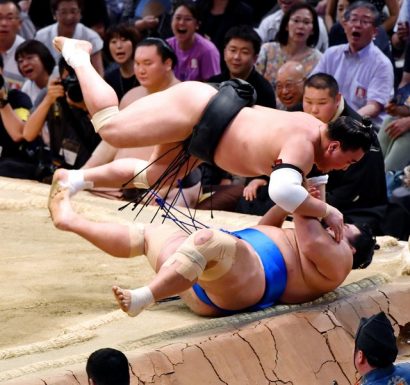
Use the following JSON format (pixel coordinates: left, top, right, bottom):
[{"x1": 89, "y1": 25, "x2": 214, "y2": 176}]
[
  {"x1": 328, "y1": 141, "x2": 340, "y2": 153},
  {"x1": 164, "y1": 57, "x2": 173, "y2": 70}
]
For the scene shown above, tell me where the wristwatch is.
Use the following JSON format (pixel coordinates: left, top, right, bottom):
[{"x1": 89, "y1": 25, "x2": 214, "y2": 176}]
[{"x1": 0, "y1": 98, "x2": 9, "y2": 108}]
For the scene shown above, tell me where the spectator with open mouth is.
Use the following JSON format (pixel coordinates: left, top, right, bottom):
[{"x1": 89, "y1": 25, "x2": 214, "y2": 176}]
[
  {"x1": 166, "y1": 0, "x2": 220, "y2": 81},
  {"x1": 15, "y1": 39, "x2": 56, "y2": 104}
]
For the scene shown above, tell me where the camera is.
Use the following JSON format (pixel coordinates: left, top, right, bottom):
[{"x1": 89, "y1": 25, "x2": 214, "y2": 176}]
[{"x1": 61, "y1": 74, "x2": 83, "y2": 103}]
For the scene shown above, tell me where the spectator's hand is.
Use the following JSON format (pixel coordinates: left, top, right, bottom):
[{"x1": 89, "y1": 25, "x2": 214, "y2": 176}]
[
  {"x1": 323, "y1": 205, "x2": 344, "y2": 243},
  {"x1": 0, "y1": 86, "x2": 7, "y2": 100},
  {"x1": 45, "y1": 77, "x2": 65, "y2": 104},
  {"x1": 397, "y1": 21, "x2": 410, "y2": 42},
  {"x1": 385, "y1": 101, "x2": 410, "y2": 117},
  {"x1": 243, "y1": 178, "x2": 267, "y2": 201},
  {"x1": 135, "y1": 15, "x2": 159, "y2": 31},
  {"x1": 385, "y1": 117, "x2": 410, "y2": 139}
]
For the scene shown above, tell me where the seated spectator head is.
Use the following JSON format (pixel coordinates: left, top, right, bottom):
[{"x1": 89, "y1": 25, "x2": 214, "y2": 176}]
[
  {"x1": 303, "y1": 73, "x2": 342, "y2": 123},
  {"x1": 104, "y1": 23, "x2": 141, "y2": 66},
  {"x1": 276, "y1": 61, "x2": 305, "y2": 109},
  {"x1": 134, "y1": 37, "x2": 177, "y2": 90},
  {"x1": 86, "y1": 347, "x2": 130, "y2": 385},
  {"x1": 222, "y1": 25, "x2": 262, "y2": 79},
  {"x1": 0, "y1": 0, "x2": 21, "y2": 51},
  {"x1": 342, "y1": 1, "x2": 379, "y2": 53},
  {"x1": 15, "y1": 40, "x2": 56, "y2": 86},
  {"x1": 50, "y1": 0, "x2": 82, "y2": 29},
  {"x1": 354, "y1": 312, "x2": 398, "y2": 373},
  {"x1": 171, "y1": 0, "x2": 201, "y2": 48},
  {"x1": 276, "y1": 3, "x2": 320, "y2": 48}
]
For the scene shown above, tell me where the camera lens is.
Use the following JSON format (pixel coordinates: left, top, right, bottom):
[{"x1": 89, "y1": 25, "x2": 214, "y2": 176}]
[{"x1": 67, "y1": 83, "x2": 83, "y2": 103}]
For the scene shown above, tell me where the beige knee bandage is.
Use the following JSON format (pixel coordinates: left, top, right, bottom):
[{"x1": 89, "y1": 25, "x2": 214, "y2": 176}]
[
  {"x1": 132, "y1": 159, "x2": 150, "y2": 189},
  {"x1": 128, "y1": 223, "x2": 145, "y2": 257},
  {"x1": 91, "y1": 106, "x2": 120, "y2": 133},
  {"x1": 162, "y1": 229, "x2": 237, "y2": 282}
]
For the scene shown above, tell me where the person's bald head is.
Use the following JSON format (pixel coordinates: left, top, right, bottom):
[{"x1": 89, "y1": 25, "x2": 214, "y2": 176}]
[{"x1": 276, "y1": 61, "x2": 305, "y2": 109}]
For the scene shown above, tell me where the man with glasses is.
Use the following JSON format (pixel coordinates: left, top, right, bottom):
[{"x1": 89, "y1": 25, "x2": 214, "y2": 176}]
[
  {"x1": 34, "y1": 0, "x2": 104, "y2": 75},
  {"x1": 312, "y1": 1, "x2": 394, "y2": 126},
  {"x1": 275, "y1": 61, "x2": 305, "y2": 111},
  {"x1": 0, "y1": 0, "x2": 25, "y2": 89}
]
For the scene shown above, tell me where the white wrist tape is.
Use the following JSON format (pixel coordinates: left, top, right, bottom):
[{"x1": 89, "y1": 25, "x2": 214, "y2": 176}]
[
  {"x1": 91, "y1": 106, "x2": 119, "y2": 133},
  {"x1": 306, "y1": 174, "x2": 329, "y2": 187},
  {"x1": 128, "y1": 286, "x2": 154, "y2": 316},
  {"x1": 269, "y1": 167, "x2": 308, "y2": 212}
]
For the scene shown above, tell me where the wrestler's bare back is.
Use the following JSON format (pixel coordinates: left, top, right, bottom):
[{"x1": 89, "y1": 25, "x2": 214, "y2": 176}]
[{"x1": 107, "y1": 82, "x2": 324, "y2": 177}]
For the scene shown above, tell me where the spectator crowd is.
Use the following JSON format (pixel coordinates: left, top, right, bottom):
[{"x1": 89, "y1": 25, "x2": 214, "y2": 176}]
[{"x1": 0, "y1": 0, "x2": 409, "y2": 241}]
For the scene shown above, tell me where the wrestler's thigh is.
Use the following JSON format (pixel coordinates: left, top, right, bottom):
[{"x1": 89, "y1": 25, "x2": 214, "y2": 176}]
[
  {"x1": 179, "y1": 288, "x2": 222, "y2": 316},
  {"x1": 144, "y1": 225, "x2": 187, "y2": 271}
]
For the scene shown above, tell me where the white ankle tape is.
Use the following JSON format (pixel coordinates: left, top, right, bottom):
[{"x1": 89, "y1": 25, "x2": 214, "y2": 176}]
[
  {"x1": 91, "y1": 106, "x2": 119, "y2": 133},
  {"x1": 59, "y1": 170, "x2": 94, "y2": 196},
  {"x1": 128, "y1": 286, "x2": 154, "y2": 317},
  {"x1": 61, "y1": 39, "x2": 90, "y2": 68},
  {"x1": 132, "y1": 159, "x2": 150, "y2": 189}
]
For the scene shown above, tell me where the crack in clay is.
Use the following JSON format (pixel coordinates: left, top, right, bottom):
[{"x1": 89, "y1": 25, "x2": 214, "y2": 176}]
[
  {"x1": 236, "y1": 331, "x2": 272, "y2": 382},
  {"x1": 195, "y1": 344, "x2": 229, "y2": 384},
  {"x1": 262, "y1": 324, "x2": 282, "y2": 382}
]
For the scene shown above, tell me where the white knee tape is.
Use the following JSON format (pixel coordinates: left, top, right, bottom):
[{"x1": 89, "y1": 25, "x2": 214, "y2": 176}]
[
  {"x1": 132, "y1": 159, "x2": 150, "y2": 189},
  {"x1": 91, "y1": 106, "x2": 120, "y2": 133},
  {"x1": 60, "y1": 39, "x2": 90, "y2": 68},
  {"x1": 128, "y1": 223, "x2": 145, "y2": 257},
  {"x1": 162, "y1": 229, "x2": 237, "y2": 282}
]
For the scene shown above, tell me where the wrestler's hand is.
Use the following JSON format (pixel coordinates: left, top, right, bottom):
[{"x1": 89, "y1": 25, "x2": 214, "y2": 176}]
[
  {"x1": 307, "y1": 185, "x2": 321, "y2": 200},
  {"x1": 323, "y1": 205, "x2": 344, "y2": 243}
]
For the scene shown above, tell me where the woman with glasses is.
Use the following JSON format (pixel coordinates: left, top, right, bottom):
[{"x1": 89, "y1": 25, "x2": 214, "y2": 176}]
[
  {"x1": 166, "y1": 0, "x2": 220, "y2": 81},
  {"x1": 256, "y1": 3, "x2": 322, "y2": 95},
  {"x1": 34, "y1": 0, "x2": 104, "y2": 76}
]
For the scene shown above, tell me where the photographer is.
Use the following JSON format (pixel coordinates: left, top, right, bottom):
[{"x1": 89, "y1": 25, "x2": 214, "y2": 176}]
[
  {"x1": 23, "y1": 57, "x2": 101, "y2": 177},
  {"x1": 0, "y1": 55, "x2": 42, "y2": 180}
]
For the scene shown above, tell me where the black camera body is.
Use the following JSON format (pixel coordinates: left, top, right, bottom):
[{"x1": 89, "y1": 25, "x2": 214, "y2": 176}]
[{"x1": 61, "y1": 74, "x2": 83, "y2": 103}]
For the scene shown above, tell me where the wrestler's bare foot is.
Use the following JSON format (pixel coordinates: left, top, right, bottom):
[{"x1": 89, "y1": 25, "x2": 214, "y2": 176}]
[
  {"x1": 53, "y1": 36, "x2": 92, "y2": 55},
  {"x1": 48, "y1": 185, "x2": 76, "y2": 231},
  {"x1": 112, "y1": 286, "x2": 133, "y2": 315},
  {"x1": 112, "y1": 286, "x2": 154, "y2": 317}
]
